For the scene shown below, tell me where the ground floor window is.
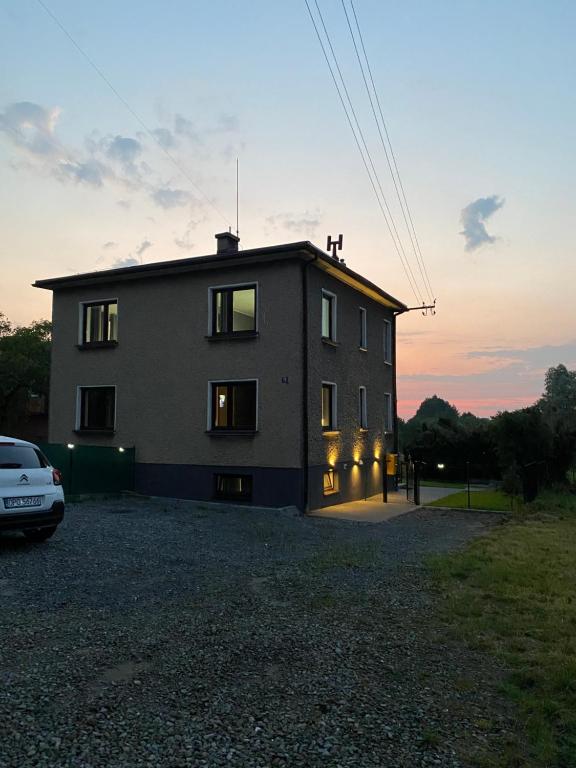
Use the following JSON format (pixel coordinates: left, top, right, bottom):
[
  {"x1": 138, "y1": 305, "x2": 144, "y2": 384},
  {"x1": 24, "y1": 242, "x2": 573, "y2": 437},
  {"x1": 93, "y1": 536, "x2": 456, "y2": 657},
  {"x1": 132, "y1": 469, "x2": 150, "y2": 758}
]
[
  {"x1": 323, "y1": 468, "x2": 339, "y2": 495},
  {"x1": 214, "y1": 473, "x2": 253, "y2": 501},
  {"x1": 78, "y1": 386, "x2": 116, "y2": 431},
  {"x1": 322, "y1": 382, "x2": 337, "y2": 431},
  {"x1": 210, "y1": 380, "x2": 257, "y2": 431}
]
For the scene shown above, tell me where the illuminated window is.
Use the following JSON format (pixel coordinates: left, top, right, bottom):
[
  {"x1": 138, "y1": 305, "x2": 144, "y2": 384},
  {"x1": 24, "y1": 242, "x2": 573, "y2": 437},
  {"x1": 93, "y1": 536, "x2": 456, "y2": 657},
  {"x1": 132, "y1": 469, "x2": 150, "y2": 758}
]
[
  {"x1": 82, "y1": 300, "x2": 118, "y2": 345},
  {"x1": 321, "y1": 290, "x2": 337, "y2": 341},
  {"x1": 383, "y1": 319, "x2": 392, "y2": 363},
  {"x1": 384, "y1": 392, "x2": 393, "y2": 432},
  {"x1": 359, "y1": 307, "x2": 367, "y2": 349},
  {"x1": 78, "y1": 386, "x2": 115, "y2": 431},
  {"x1": 359, "y1": 386, "x2": 368, "y2": 428},
  {"x1": 214, "y1": 473, "x2": 253, "y2": 501},
  {"x1": 211, "y1": 285, "x2": 256, "y2": 335},
  {"x1": 323, "y1": 469, "x2": 339, "y2": 495},
  {"x1": 211, "y1": 381, "x2": 257, "y2": 431},
  {"x1": 322, "y1": 382, "x2": 337, "y2": 430}
]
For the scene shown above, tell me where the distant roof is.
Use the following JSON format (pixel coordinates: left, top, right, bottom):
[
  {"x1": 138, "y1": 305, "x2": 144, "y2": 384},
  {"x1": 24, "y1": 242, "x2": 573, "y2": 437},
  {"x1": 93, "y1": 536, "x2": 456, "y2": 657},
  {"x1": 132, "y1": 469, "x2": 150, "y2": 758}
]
[{"x1": 34, "y1": 240, "x2": 407, "y2": 312}]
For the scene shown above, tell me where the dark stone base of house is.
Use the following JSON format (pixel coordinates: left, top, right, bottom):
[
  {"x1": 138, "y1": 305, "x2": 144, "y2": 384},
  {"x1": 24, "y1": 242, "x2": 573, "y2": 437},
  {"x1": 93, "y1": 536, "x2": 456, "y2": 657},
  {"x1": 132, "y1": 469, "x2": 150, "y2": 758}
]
[
  {"x1": 135, "y1": 461, "x2": 391, "y2": 513},
  {"x1": 135, "y1": 463, "x2": 305, "y2": 509}
]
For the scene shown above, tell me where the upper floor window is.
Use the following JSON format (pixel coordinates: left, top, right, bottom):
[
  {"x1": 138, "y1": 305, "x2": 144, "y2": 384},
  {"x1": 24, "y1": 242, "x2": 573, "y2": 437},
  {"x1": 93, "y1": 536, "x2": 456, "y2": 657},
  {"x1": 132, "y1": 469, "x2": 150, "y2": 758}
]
[
  {"x1": 383, "y1": 319, "x2": 392, "y2": 363},
  {"x1": 211, "y1": 284, "x2": 256, "y2": 336},
  {"x1": 384, "y1": 392, "x2": 393, "y2": 432},
  {"x1": 359, "y1": 386, "x2": 368, "y2": 428},
  {"x1": 210, "y1": 380, "x2": 257, "y2": 431},
  {"x1": 322, "y1": 382, "x2": 337, "y2": 431},
  {"x1": 359, "y1": 307, "x2": 367, "y2": 350},
  {"x1": 82, "y1": 300, "x2": 118, "y2": 345},
  {"x1": 321, "y1": 290, "x2": 337, "y2": 342},
  {"x1": 77, "y1": 386, "x2": 116, "y2": 432}
]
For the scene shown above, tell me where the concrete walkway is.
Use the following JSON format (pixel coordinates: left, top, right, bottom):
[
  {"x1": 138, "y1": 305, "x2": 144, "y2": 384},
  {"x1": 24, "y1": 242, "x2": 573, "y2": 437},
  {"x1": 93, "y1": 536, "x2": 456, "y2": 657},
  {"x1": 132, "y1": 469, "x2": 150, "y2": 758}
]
[{"x1": 310, "y1": 485, "x2": 463, "y2": 523}]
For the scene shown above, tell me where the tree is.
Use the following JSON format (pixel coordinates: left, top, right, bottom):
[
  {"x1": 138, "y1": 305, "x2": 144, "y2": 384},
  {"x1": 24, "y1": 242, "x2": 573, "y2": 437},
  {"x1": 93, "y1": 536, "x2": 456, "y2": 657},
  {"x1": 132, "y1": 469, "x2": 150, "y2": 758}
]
[
  {"x1": 413, "y1": 395, "x2": 459, "y2": 423},
  {"x1": 0, "y1": 313, "x2": 51, "y2": 432},
  {"x1": 538, "y1": 364, "x2": 576, "y2": 483}
]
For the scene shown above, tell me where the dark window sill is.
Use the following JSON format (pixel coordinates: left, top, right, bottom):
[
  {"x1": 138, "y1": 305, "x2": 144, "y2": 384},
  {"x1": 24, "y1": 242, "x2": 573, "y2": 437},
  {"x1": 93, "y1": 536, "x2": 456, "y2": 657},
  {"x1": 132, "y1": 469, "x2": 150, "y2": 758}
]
[
  {"x1": 323, "y1": 490, "x2": 340, "y2": 497},
  {"x1": 77, "y1": 341, "x2": 118, "y2": 350},
  {"x1": 384, "y1": 360, "x2": 393, "y2": 366},
  {"x1": 321, "y1": 337, "x2": 339, "y2": 348},
  {"x1": 206, "y1": 332, "x2": 259, "y2": 341},
  {"x1": 359, "y1": 347, "x2": 368, "y2": 353},
  {"x1": 206, "y1": 429, "x2": 258, "y2": 436},
  {"x1": 322, "y1": 430, "x2": 340, "y2": 437},
  {"x1": 74, "y1": 429, "x2": 115, "y2": 435}
]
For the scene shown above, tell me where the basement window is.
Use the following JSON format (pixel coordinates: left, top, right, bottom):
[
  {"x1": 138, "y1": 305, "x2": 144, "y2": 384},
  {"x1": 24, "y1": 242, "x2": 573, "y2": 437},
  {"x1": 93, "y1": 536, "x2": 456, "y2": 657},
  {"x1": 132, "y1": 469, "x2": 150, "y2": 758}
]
[
  {"x1": 214, "y1": 473, "x2": 253, "y2": 501},
  {"x1": 323, "y1": 469, "x2": 339, "y2": 495}
]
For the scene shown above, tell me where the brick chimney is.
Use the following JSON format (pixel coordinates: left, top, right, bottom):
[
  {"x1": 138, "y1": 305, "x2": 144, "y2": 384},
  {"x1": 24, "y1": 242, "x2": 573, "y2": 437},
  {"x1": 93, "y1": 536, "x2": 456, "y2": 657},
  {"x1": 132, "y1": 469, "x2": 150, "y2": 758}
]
[{"x1": 215, "y1": 231, "x2": 240, "y2": 254}]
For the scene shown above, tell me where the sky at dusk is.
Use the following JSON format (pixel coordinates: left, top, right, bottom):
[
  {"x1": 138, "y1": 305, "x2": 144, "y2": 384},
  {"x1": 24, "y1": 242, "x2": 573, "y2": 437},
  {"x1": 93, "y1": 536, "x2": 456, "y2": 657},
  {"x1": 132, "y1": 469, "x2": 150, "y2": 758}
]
[{"x1": 1, "y1": 0, "x2": 575, "y2": 418}]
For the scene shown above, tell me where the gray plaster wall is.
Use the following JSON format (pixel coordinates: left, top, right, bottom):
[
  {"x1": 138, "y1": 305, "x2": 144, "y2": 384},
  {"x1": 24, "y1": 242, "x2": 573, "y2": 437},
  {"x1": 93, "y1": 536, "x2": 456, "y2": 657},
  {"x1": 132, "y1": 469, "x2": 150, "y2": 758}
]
[
  {"x1": 48, "y1": 259, "x2": 305, "y2": 469},
  {"x1": 305, "y1": 264, "x2": 396, "y2": 508}
]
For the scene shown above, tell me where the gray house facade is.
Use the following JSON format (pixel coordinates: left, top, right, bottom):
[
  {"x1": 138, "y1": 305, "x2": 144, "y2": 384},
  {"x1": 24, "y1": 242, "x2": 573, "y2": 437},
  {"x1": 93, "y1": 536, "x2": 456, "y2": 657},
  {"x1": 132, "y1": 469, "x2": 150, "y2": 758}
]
[{"x1": 35, "y1": 233, "x2": 406, "y2": 511}]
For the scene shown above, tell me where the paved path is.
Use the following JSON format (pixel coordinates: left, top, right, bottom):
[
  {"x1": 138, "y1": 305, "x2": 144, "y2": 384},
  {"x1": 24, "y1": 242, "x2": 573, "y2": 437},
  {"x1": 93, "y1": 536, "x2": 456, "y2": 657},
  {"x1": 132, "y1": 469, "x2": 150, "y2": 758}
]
[{"x1": 310, "y1": 486, "x2": 462, "y2": 522}]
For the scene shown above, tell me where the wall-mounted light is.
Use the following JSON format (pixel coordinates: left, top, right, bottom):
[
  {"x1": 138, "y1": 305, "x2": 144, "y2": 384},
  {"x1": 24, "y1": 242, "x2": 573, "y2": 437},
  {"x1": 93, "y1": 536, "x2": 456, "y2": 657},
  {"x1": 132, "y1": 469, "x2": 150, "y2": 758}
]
[
  {"x1": 437, "y1": 463, "x2": 445, "y2": 470},
  {"x1": 118, "y1": 447, "x2": 125, "y2": 453},
  {"x1": 357, "y1": 459, "x2": 364, "y2": 466},
  {"x1": 67, "y1": 443, "x2": 75, "y2": 450}
]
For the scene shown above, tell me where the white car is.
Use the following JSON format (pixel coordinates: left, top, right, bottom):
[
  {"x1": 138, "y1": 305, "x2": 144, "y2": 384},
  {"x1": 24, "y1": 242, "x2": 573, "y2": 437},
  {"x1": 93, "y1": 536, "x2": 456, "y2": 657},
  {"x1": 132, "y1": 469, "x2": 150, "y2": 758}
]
[{"x1": 0, "y1": 436, "x2": 65, "y2": 542}]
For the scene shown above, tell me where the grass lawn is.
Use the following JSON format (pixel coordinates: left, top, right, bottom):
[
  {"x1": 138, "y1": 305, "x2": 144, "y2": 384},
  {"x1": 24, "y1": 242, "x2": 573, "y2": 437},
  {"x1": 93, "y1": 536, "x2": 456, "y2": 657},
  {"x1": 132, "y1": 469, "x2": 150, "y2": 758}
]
[
  {"x1": 420, "y1": 479, "x2": 467, "y2": 488},
  {"x1": 428, "y1": 488, "x2": 514, "y2": 512},
  {"x1": 429, "y1": 491, "x2": 576, "y2": 767}
]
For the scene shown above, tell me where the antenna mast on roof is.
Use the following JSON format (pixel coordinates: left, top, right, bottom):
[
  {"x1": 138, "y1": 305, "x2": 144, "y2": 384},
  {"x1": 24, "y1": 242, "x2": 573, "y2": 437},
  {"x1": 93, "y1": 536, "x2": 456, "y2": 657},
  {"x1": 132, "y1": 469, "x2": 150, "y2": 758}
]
[{"x1": 236, "y1": 157, "x2": 239, "y2": 238}]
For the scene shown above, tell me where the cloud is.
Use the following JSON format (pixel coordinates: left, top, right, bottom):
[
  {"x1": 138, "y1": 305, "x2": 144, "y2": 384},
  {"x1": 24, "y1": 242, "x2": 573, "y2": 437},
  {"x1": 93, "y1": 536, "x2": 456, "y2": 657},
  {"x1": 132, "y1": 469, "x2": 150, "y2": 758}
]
[
  {"x1": 58, "y1": 159, "x2": 109, "y2": 187},
  {"x1": 135, "y1": 239, "x2": 152, "y2": 257},
  {"x1": 117, "y1": 200, "x2": 131, "y2": 209},
  {"x1": 111, "y1": 256, "x2": 139, "y2": 269},
  {"x1": 467, "y1": 341, "x2": 576, "y2": 368},
  {"x1": 151, "y1": 127, "x2": 176, "y2": 149},
  {"x1": 0, "y1": 101, "x2": 61, "y2": 157},
  {"x1": 151, "y1": 187, "x2": 192, "y2": 209},
  {"x1": 106, "y1": 135, "x2": 142, "y2": 167},
  {"x1": 102, "y1": 241, "x2": 118, "y2": 250},
  {"x1": 266, "y1": 211, "x2": 321, "y2": 237},
  {"x1": 460, "y1": 195, "x2": 504, "y2": 251}
]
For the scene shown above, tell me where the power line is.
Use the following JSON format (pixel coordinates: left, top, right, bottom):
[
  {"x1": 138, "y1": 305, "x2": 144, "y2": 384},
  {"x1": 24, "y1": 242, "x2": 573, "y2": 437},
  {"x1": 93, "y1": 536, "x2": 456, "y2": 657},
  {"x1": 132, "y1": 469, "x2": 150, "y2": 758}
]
[
  {"x1": 348, "y1": 0, "x2": 435, "y2": 303},
  {"x1": 35, "y1": 0, "x2": 230, "y2": 227},
  {"x1": 304, "y1": 0, "x2": 424, "y2": 305}
]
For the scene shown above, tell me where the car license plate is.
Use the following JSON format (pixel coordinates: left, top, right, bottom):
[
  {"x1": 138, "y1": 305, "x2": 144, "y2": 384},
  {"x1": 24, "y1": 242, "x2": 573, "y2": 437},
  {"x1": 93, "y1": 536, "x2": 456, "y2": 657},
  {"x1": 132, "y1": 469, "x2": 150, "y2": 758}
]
[{"x1": 4, "y1": 496, "x2": 43, "y2": 509}]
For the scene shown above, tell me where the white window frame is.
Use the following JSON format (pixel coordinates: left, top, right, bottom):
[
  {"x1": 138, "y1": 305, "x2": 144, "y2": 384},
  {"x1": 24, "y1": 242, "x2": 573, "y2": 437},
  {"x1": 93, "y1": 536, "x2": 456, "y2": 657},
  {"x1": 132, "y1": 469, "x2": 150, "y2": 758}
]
[
  {"x1": 75, "y1": 384, "x2": 117, "y2": 431},
  {"x1": 384, "y1": 392, "x2": 393, "y2": 433},
  {"x1": 78, "y1": 298, "x2": 118, "y2": 345},
  {"x1": 207, "y1": 378, "x2": 259, "y2": 431},
  {"x1": 359, "y1": 386, "x2": 368, "y2": 429},
  {"x1": 359, "y1": 307, "x2": 367, "y2": 350},
  {"x1": 207, "y1": 282, "x2": 259, "y2": 336},
  {"x1": 383, "y1": 319, "x2": 392, "y2": 364},
  {"x1": 321, "y1": 380, "x2": 338, "y2": 431},
  {"x1": 321, "y1": 289, "x2": 337, "y2": 342}
]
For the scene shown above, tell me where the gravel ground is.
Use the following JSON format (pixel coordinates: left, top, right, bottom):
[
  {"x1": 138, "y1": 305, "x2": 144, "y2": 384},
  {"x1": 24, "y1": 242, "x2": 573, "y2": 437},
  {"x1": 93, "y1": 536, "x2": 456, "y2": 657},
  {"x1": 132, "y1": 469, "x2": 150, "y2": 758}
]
[{"x1": 0, "y1": 498, "x2": 517, "y2": 767}]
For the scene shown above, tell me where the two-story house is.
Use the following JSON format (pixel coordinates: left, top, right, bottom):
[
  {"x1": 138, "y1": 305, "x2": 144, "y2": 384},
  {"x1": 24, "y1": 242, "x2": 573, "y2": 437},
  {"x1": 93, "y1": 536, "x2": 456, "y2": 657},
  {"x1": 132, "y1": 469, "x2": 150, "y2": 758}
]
[{"x1": 35, "y1": 232, "x2": 406, "y2": 511}]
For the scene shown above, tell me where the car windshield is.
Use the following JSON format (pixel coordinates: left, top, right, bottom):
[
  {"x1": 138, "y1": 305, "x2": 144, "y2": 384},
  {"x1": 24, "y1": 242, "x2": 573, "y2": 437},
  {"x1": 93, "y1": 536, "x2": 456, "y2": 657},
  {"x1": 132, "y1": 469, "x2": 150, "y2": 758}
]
[{"x1": 0, "y1": 445, "x2": 47, "y2": 469}]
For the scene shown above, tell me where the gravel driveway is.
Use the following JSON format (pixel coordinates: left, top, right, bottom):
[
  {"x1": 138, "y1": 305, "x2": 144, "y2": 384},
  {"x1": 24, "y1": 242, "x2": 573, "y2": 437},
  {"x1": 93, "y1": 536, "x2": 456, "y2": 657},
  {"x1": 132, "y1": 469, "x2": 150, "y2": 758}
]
[{"x1": 0, "y1": 498, "x2": 515, "y2": 767}]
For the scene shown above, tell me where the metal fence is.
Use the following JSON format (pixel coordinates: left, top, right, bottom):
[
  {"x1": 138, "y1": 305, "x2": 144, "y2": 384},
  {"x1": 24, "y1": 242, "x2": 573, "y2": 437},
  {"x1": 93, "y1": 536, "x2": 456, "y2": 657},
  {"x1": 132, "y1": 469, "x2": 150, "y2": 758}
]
[{"x1": 38, "y1": 443, "x2": 135, "y2": 496}]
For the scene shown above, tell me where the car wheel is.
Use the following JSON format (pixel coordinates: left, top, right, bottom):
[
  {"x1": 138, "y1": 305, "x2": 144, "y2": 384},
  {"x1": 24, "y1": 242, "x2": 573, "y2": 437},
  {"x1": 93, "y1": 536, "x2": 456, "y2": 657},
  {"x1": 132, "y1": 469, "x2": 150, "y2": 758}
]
[{"x1": 24, "y1": 527, "x2": 58, "y2": 543}]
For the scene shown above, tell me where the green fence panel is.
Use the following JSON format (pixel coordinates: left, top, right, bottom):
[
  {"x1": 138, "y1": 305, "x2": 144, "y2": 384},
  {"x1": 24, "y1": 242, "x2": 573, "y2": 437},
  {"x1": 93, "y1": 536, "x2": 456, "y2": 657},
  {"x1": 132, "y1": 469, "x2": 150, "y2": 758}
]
[{"x1": 38, "y1": 443, "x2": 135, "y2": 496}]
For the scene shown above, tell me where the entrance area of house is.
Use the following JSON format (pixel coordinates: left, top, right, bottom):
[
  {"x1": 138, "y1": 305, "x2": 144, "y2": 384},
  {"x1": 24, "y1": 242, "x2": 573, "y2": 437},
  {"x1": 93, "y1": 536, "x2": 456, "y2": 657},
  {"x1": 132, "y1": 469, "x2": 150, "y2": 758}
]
[{"x1": 309, "y1": 486, "x2": 460, "y2": 522}]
